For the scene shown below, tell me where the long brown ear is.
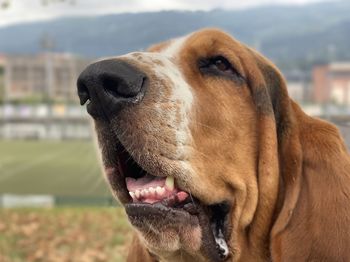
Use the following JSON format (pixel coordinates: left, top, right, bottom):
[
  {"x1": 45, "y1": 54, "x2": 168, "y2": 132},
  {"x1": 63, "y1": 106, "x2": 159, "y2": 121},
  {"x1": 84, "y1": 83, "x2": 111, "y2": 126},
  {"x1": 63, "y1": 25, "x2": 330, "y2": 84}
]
[
  {"x1": 235, "y1": 49, "x2": 290, "y2": 258},
  {"x1": 251, "y1": 52, "x2": 350, "y2": 261}
]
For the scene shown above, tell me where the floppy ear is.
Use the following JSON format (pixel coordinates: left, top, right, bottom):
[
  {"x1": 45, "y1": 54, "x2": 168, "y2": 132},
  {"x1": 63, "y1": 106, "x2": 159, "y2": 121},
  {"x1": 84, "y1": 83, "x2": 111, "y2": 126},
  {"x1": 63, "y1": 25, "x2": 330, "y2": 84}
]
[
  {"x1": 248, "y1": 51, "x2": 350, "y2": 261},
  {"x1": 236, "y1": 50, "x2": 294, "y2": 256}
]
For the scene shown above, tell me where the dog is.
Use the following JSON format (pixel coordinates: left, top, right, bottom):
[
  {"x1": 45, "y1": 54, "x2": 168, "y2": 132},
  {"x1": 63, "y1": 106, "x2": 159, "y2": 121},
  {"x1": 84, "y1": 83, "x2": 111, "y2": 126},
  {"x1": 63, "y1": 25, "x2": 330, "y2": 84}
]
[{"x1": 77, "y1": 28, "x2": 350, "y2": 261}]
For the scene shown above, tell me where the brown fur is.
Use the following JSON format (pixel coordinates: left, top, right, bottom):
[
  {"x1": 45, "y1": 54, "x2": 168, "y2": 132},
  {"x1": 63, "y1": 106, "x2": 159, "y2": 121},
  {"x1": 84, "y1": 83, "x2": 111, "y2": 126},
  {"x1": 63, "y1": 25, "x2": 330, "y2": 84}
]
[{"x1": 93, "y1": 29, "x2": 350, "y2": 261}]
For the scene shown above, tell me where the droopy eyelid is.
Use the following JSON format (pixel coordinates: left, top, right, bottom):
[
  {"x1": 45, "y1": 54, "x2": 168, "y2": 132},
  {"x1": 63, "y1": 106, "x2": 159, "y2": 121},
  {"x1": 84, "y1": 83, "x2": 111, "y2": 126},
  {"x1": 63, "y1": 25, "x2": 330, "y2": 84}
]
[{"x1": 198, "y1": 56, "x2": 246, "y2": 83}]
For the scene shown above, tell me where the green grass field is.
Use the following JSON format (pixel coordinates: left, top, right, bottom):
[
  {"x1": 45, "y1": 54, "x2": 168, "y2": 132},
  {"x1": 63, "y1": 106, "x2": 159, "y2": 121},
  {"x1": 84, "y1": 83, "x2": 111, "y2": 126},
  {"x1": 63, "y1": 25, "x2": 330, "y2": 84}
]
[{"x1": 0, "y1": 140, "x2": 110, "y2": 197}]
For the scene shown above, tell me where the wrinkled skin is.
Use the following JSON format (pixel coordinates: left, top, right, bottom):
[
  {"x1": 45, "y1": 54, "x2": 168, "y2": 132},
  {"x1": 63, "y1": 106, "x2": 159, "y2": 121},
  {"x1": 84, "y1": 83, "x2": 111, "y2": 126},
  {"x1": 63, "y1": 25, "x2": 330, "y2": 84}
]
[{"x1": 84, "y1": 29, "x2": 350, "y2": 261}]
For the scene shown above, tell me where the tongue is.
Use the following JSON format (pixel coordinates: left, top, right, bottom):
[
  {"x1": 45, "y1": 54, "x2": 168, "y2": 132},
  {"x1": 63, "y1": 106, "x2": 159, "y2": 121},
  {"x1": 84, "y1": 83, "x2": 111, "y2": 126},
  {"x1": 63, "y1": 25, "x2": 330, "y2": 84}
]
[{"x1": 125, "y1": 174, "x2": 166, "y2": 192}]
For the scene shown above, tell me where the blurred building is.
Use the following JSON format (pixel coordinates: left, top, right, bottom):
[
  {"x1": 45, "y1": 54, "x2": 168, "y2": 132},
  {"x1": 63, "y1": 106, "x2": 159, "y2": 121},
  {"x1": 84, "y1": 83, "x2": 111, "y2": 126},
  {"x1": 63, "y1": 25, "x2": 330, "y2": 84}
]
[
  {"x1": 284, "y1": 70, "x2": 311, "y2": 103},
  {"x1": 0, "y1": 104, "x2": 92, "y2": 140},
  {"x1": 0, "y1": 53, "x2": 93, "y2": 140},
  {"x1": 312, "y1": 62, "x2": 350, "y2": 106},
  {"x1": 0, "y1": 53, "x2": 90, "y2": 102}
]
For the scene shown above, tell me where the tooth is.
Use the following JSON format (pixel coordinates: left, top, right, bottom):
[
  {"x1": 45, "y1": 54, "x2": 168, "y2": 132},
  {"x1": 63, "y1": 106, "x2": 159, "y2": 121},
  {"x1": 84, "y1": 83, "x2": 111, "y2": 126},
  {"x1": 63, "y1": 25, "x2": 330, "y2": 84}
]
[
  {"x1": 165, "y1": 176, "x2": 175, "y2": 190},
  {"x1": 135, "y1": 190, "x2": 140, "y2": 198},
  {"x1": 156, "y1": 186, "x2": 165, "y2": 196},
  {"x1": 140, "y1": 189, "x2": 148, "y2": 196},
  {"x1": 149, "y1": 187, "x2": 155, "y2": 195},
  {"x1": 129, "y1": 192, "x2": 135, "y2": 199}
]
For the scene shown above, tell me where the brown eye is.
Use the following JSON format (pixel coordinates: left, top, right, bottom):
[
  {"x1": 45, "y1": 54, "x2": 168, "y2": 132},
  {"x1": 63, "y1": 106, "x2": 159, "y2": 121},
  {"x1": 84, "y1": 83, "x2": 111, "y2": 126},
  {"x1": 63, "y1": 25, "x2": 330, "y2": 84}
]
[
  {"x1": 210, "y1": 56, "x2": 233, "y2": 73},
  {"x1": 198, "y1": 55, "x2": 246, "y2": 83},
  {"x1": 214, "y1": 58, "x2": 230, "y2": 71}
]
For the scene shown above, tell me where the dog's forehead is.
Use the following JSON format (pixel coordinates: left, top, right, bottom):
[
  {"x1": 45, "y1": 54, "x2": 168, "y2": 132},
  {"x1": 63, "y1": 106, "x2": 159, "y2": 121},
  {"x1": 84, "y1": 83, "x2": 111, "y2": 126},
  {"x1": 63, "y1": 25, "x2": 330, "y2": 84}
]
[
  {"x1": 159, "y1": 35, "x2": 188, "y2": 57},
  {"x1": 119, "y1": 28, "x2": 235, "y2": 72},
  {"x1": 116, "y1": 34, "x2": 191, "y2": 83},
  {"x1": 124, "y1": 35, "x2": 189, "y2": 64}
]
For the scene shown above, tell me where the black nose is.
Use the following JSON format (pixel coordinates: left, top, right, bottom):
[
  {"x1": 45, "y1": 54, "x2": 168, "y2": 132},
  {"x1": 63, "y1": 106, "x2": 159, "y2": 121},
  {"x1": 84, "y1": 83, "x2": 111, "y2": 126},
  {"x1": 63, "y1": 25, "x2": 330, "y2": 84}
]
[{"x1": 77, "y1": 59, "x2": 147, "y2": 118}]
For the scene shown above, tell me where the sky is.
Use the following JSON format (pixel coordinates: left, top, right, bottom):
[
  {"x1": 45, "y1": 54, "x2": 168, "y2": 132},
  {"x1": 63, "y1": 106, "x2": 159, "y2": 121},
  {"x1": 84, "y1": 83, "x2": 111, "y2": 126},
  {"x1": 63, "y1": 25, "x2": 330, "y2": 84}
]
[{"x1": 0, "y1": 0, "x2": 332, "y2": 27}]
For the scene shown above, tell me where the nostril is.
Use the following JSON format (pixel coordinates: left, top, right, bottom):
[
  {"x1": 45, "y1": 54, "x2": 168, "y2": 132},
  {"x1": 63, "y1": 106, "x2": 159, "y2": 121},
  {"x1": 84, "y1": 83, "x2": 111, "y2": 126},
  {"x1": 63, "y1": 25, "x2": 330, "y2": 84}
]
[
  {"x1": 102, "y1": 75, "x2": 124, "y2": 99},
  {"x1": 77, "y1": 80, "x2": 90, "y2": 106},
  {"x1": 102, "y1": 74, "x2": 144, "y2": 99}
]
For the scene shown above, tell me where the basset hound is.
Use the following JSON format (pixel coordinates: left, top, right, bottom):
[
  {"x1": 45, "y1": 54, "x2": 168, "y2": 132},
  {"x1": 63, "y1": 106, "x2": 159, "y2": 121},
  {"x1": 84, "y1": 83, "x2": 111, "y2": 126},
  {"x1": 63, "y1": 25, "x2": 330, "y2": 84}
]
[{"x1": 77, "y1": 28, "x2": 350, "y2": 262}]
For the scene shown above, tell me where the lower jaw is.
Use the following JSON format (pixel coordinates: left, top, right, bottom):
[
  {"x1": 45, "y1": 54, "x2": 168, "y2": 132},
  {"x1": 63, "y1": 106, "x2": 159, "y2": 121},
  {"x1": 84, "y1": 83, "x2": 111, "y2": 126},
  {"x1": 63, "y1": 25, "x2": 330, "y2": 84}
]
[
  {"x1": 107, "y1": 141, "x2": 231, "y2": 260},
  {"x1": 125, "y1": 198, "x2": 231, "y2": 262}
]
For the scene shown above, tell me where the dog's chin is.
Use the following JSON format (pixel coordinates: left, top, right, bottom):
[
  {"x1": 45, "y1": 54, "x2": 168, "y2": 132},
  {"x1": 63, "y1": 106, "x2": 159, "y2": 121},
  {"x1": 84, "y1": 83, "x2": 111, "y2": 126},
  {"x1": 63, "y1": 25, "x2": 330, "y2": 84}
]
[
  {"x1": 126, "y1": 201, "x2": 203, "y2": 259},
  {"x1": 104, "y1": 141, "x2": 232, "y2": 262}
]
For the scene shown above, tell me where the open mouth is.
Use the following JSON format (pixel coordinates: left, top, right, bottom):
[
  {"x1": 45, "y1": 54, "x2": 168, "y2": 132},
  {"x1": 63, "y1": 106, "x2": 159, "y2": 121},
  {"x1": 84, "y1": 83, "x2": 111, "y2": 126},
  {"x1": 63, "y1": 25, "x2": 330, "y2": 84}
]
[{"x1": 109, "y1": 142, "x2": 232, "y2": 261}]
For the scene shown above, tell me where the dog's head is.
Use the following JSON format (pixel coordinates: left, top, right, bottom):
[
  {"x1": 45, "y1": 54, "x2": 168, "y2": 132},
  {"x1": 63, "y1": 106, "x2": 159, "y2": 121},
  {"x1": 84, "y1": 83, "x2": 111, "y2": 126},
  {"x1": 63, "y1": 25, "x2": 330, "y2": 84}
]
[{"x1": 77, "y1": 29, "x2": 291, "y2": 261}]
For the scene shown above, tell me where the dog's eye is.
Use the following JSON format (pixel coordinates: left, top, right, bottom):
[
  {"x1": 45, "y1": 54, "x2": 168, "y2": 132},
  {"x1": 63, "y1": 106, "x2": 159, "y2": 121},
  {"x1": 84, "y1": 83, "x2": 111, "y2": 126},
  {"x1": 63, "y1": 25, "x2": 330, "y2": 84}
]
[
  {"x1": 211, "y1": 57, "x2": 231, "y2": 72},
  {"x1": 199, "y1": 56, "x2": 245, "y2": 82}
]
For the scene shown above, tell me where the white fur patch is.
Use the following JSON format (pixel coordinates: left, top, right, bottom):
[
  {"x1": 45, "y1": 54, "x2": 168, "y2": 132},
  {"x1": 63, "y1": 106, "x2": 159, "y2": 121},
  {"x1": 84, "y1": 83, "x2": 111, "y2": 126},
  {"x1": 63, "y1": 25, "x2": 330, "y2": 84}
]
[
  {"x1": 124, "y1": 38, "x2": 193, "y2": 148},
  {"x1": 161, "y1": 36, "x2": 188, "y2": 58},
  {"x1": 119, "y1": 35, "x2": 195, "y2": 185}
]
